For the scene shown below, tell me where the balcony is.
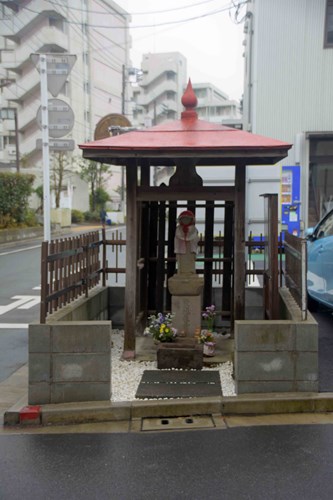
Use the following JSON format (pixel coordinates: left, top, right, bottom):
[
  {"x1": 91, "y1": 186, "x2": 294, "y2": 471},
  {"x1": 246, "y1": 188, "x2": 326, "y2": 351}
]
[
  {"x1": 3, "y1": 70, "x2": 39, "y2": 101},
  {"x1": 19, "y1": 128, "x2": 41, "y2": 157},
  {"x1": 0, "y1": 118, "x2": 15, "y2": 134},
  {"x1": 137, "y1": 80, "x2": 177, "y2": 106},
  {"x1": 18, "y1": 102, "x2": 40, "y2": 131},
  {"x1": 0, "y1": 0, "x2": 65, "y2": 39},
  {"x1": 1, "y1": 27, "x2": 68, "y2": 71}
]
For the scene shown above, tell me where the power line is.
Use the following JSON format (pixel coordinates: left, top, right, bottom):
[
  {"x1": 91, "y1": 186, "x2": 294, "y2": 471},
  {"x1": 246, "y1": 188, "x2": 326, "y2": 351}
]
[
  {"x1": 21, "y1": 2, "x2": 247, "y2": 29},
  {"x1": 45, "y1": 0, "x2": 219, "y2": 16}
]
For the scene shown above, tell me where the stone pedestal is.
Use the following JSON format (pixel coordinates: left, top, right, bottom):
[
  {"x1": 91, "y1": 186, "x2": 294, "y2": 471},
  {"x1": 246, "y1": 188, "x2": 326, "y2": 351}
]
[
  {"x1": 168, "y1": 274, "x2": 203, "y2": 337},
  {"x1": 157, "y1": 338, "x2": 203, "y2": 370}
]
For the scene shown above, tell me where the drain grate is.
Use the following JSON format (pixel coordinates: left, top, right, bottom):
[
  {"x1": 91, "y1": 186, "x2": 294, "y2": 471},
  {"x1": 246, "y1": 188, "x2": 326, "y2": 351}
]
[
  {"x1": 141, "y1": 415, "x2": 215, "y2": 431},
  {"x1": 135, "y1": 370, "x2": 222, "y2": 399}
]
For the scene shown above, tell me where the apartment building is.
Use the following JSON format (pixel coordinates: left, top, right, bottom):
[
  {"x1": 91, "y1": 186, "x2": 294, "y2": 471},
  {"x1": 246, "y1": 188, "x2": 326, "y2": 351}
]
[
  {"x1": 242, "y1": 0, "x2": 333, "y2": 232},
  {"x1": 0, "y1": 0, "x2": 131, "y2": 203},
  {"x1": 131, "y1": 52, "x2": 187, "y2": 127},
  {"x1": 193, "y1": 82, "x2": 241, "y2": 125}
]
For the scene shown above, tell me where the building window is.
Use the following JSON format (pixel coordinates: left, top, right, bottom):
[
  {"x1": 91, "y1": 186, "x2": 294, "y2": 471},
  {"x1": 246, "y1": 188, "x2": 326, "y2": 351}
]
[
  {"x1": 195, "y1": 89, "x2": 206, "y2": 98},
  {"x1": 308, "y1": 135, "x2": 333, "y2": 225},
  {"x1": 0, "y1": 108, "x2": 15, "y2": 120},
  {"x1": 166, "y1": 91, "x2": 175, "y2": 100},
  {"x1": 166, "y1": 71, "x2": 176, "y2": 81},
  {"x1": 49, "y1": 16, "x2": 65, "y2": 32},
  {"x1": 324, "y1": 0, "x2": 333, "y2": 47}
]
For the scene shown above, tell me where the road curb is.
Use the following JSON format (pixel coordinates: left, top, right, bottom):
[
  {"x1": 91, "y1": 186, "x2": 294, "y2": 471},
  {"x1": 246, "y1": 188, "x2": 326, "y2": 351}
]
[{"x1": 4, "y1": 392, "x2": 333, "y2": 427}]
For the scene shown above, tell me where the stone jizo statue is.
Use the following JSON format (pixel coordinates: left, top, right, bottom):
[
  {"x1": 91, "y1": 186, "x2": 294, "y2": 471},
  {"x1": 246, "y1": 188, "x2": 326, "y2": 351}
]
[{"x1": 174, "y1": 210, "x2": 199, "y2": 274}]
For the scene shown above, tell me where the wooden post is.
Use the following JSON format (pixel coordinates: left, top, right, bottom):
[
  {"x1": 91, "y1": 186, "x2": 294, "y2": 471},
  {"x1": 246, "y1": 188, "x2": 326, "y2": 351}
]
[
  {"x1": 166, "y1": 201, "x2": 177, "y2": 311},
  {"x1": 234, "y1": 164, "x2": 246, "y2": 322},
  {"x1": 40, "y1": 241, "x2": 48, "y2": 323},
  {"x1": 262, "y1": 194, "x2": 279, "y2": 319},
  {"x1": 139, "y1": 163, "x2": 150, "y2": 323},
  {"x1": 222, "y1": 201, "x2": 233, "y2": 319},
  {"x1": 156, "y1": 201, "x2": 166, "y2": 312},
  {"x1": 124, "y1": 165, "x2": 137, "y2": 358},
  {"x1": 203, "y1": 200, "x2": 214, "y2": 307}
]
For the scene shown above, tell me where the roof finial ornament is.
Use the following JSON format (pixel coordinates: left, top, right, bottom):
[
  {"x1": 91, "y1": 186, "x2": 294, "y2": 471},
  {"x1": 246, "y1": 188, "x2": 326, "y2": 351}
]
[{"x1": 181, "y1": 78, "x2": 198, "y2": 120}]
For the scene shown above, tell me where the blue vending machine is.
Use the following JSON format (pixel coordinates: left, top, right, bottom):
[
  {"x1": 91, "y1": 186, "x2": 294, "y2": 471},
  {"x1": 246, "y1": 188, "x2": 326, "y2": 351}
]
[{"x1": 281, "y1": 165, "x2": 301, "y2": 237}]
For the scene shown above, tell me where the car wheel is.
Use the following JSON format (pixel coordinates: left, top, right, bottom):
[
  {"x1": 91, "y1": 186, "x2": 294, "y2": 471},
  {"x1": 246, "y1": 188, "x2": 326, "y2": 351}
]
[{"x1": 307, "y1": 294, "x2": 318, "y2": 312}]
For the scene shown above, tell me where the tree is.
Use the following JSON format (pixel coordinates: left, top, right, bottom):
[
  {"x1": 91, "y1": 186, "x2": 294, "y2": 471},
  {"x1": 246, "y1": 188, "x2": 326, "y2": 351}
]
[
  {"x1": 51, "y1": 152, "x2": 72, "y2": 208},
  {"x1": 79, "y1": 160, "x2": 112, "y2": 211}
]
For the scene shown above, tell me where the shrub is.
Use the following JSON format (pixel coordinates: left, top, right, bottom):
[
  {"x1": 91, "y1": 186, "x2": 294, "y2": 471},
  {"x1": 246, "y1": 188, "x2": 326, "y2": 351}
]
[
  {"x1": 0, "y1": 173, "x2": 35, "y2": 228},
  {"x1": 84, "y1": 210, "x2": 100, "y2": 222},
  {"x1": 23, "y1": 209, "x2": 39, "y2": 227},
  {"x1": 71, "y1": 209, "x2": 84, "y2": 223}
]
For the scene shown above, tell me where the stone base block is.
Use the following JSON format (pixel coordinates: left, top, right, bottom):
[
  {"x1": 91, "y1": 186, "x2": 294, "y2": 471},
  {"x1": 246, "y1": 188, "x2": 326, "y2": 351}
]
[
  {"x1": 157, "y1": 339, "x2": 203, "y2": 370},
  {"x1": 171, "y1": 295, "x2": 202, "y2": 337}
]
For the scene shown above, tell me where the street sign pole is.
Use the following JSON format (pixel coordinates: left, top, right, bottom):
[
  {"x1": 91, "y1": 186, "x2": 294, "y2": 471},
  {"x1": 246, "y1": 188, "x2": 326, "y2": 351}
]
[{"x1": 39, "y1": 54, "x2": 51, "y2": 242}]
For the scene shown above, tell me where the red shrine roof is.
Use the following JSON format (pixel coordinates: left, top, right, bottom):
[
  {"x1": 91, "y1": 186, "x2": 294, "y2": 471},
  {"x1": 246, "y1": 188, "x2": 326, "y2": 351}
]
[{"x1": 79, "y1": 80, "x2": 292, "y2": 166}]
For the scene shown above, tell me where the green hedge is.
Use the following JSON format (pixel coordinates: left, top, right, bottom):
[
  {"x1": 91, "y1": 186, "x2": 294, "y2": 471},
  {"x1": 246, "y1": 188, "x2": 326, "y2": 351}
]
[{"x1": 0, "y1": 172, "x2": 35, "y2": 228}]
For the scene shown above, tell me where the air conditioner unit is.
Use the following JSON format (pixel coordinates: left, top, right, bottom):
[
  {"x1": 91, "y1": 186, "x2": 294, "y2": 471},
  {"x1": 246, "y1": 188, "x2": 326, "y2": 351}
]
[{"x1": 7, "y1": 147, "x2": 16, "y2": 155}]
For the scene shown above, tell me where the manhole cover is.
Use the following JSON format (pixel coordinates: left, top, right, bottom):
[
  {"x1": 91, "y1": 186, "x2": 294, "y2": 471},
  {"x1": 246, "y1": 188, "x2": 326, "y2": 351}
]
[
  {"x1": 141, "y1": 415, "x2": 215, "y2": 431},
  {"x1": 135, "y1": 370, "x2": 222, "y2": 399}
]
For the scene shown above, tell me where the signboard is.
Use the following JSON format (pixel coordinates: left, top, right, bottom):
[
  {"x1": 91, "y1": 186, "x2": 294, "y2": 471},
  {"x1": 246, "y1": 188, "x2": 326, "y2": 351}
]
[
  {"x1": 31, "y1": 53, "x2": 77, "y2": 97},
  {"x1": 36, "y1": 99, "x2": 74, "y2": 138},
  {"x1": 94, "y1": 113, "x2": 132, "y2": 140},
  {"x1": 36, "y1": 139, "x2": 75, "y2": 152}
]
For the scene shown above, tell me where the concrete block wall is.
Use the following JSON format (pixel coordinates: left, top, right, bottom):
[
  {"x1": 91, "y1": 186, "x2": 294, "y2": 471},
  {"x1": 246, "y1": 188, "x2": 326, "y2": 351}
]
[
  {"x1": 29, "y1": 321, "x2": 112, "y2": 404},
  {"x1": 235, "y1": 288, "x2": 318, "y2": 394},
  {"x1": 29, "y1": 287, "x2": 112, "y2": 405},
  {"x1": 47, "y1": 286, "x2": 110, "y2": 322}
]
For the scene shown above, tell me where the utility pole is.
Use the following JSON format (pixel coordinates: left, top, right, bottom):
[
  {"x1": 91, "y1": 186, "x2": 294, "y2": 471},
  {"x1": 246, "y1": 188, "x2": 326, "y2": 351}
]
[
  {"x1": 121, "y1": 64, "x2": 126, "y2": 115},
  {"x1": 14, "y1": 109, "x2": 19, "y2": 173}
]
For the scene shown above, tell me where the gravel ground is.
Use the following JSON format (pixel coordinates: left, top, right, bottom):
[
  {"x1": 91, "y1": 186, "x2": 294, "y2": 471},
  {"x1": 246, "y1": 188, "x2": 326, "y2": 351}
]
[{"x1": 111, "y1": 330, "x2": 236, "y2": 402}]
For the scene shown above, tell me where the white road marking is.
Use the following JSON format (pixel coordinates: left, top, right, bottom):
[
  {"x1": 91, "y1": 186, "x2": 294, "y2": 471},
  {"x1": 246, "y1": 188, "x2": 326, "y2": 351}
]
[
  {"x1": 0, "y1": 244, "x2": 41, "y2": 256},
  {"x1": 0, "y1": 324, "x2": 28, "y2": 329},
  {"x1": 247, "y1": 260, "x2": 261, "y2": 287},
  {"x1": 0, "y1": 295, "x2": 40, "y2": 315}
]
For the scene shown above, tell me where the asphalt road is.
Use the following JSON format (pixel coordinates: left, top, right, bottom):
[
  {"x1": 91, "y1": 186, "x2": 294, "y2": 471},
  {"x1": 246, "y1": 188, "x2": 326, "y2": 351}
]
[
  {"x1": 0, "y1": 242, "x2": 41, "y2": 382},
  {"x1": 0, "y1": 227, "x2": 122, "y2": 381},
  {"x1": 1, "y1": 424, "x2": 333, "y2": 499}
]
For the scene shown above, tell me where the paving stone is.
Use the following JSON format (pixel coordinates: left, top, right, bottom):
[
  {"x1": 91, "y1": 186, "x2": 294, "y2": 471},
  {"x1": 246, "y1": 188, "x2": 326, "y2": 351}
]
[{"x1": 135, "y1": 370, "x2": 222, "y2": 399}]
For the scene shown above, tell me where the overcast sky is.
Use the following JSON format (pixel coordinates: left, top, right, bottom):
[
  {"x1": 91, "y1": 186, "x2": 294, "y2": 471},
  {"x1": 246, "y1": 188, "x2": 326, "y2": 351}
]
[{"x1": 116, "y1": 0, "x2": 246, "y2": 101}]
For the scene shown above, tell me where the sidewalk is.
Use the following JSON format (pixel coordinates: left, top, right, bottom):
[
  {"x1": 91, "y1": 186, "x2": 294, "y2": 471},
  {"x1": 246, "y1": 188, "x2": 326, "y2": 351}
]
[{"x1": 2, "y1": 356, "x2": 333, "y2": 429}]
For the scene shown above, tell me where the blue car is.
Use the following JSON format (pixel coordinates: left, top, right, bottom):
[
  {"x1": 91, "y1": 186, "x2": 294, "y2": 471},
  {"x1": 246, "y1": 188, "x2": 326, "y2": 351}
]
[{"x1": 306, "y1": 208, "x2": 333, "y2": 310}]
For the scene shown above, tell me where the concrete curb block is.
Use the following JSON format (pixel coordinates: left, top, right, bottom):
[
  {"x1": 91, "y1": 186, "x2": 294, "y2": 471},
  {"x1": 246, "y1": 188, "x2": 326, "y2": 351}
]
[{"x1": 4, "y1": 392, "x2": 333, "y2": 427}]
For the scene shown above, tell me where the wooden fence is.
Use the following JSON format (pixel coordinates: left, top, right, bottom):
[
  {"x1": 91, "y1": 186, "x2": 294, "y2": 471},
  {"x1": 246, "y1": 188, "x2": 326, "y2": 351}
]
[
  {"x1": 40, "y1": 228, "x2": 289, "y2": 323},
  {"x1": 284, "y1": 232, "x2": 307, "y2": 320},
  {"x1": 40, "y1": 231, "x2": 103, "y2": 323}
]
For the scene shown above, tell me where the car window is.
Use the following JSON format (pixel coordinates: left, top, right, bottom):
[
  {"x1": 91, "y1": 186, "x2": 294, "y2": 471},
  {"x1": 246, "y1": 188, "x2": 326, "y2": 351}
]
[{"x1": 316, "y1": 211, "x2": 333, "y2": 239}]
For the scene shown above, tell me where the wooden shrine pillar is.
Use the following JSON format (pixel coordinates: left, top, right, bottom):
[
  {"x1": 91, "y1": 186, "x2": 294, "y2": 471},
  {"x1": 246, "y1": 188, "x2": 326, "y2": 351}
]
[
  {"x1": 233, "y1": 163, "x2": 246, "y2": 321},
  {"x1": 123, "y1": 165, "x2": 138, "y2": 358}
]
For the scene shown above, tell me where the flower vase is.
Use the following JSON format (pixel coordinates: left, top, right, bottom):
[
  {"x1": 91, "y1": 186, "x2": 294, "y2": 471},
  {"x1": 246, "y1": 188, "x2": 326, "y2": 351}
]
[{"x1": 203, "y1": 342, "x2": 216, "y2": 357}]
